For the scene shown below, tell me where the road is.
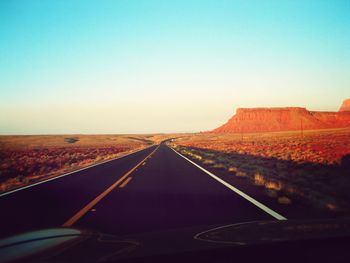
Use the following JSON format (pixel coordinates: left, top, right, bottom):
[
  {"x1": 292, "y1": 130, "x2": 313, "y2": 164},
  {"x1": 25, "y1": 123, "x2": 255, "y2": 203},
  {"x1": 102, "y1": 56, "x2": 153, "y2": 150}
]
[{"x1": 0, "y1": 143, "x2": 285, "y2": 238}]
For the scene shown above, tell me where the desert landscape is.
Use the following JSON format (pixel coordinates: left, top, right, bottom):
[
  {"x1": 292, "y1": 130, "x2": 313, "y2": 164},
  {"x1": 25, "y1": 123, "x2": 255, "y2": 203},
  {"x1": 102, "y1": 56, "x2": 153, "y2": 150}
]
[
  {"x1": 0, "y1": 134, "x2": 177, "y2": 193},
  {"x1": 169, "y1": 99, "x2": 350, "y2": 213},
  {"x1": 1, "y1": 100, "x2": 350, "y2": 214},
  {"x1": 171, "y1": 128, "x2": 350, "y2": 212},
  {"x1": 2, "y1": 1, "x2": 350, "y2": 260}
]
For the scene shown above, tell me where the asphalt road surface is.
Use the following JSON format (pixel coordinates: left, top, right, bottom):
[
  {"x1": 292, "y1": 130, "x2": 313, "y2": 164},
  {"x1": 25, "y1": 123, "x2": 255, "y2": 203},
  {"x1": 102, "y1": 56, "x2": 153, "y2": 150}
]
[{"x1": 0, "y1": 143, "x2": 285, "y2": 239}]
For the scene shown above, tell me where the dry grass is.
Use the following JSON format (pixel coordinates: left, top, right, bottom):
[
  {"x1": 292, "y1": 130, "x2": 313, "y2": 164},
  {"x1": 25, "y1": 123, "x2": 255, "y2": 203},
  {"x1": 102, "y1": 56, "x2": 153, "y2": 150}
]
[
  {"x1": 171, "y1": 128, "x2": 350, "y2": 212},
  {"x1": 173, "y1": 128, "x2": 350, "y2": 165},
  {"x1": 0, "y1": 134, "x2": 181, "y2": 193}
]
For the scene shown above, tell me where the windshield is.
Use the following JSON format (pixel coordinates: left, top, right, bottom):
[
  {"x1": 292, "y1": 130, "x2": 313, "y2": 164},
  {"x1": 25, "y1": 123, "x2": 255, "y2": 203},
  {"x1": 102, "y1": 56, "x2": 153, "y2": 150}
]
[{"x1": 0, "y1": 0, "x2": 350, "y2": 261}]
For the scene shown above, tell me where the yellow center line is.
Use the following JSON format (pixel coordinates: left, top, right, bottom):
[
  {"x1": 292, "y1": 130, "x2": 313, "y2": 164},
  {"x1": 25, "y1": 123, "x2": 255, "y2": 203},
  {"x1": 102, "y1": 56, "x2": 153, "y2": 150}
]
[
  {"x1": 62, "y1": 145, "x2": 159, "y2": 227},
  {"x1": 119, "y1": 177, "x2": 132, "y2": 188}
]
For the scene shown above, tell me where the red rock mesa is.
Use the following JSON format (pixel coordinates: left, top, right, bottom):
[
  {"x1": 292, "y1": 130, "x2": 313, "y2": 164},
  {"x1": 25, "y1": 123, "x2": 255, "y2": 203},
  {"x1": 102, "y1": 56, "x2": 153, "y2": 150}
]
[
  {"x1": 339, "y1": 98, "x2": 350, "y2": 112},
  {"x1": 212, "y1": 99, "x2": 350, "y2": 133}
]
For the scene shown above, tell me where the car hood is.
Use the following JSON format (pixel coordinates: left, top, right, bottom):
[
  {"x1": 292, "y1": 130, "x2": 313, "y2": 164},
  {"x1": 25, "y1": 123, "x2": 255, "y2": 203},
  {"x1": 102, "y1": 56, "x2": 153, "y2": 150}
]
[{"x1": 1, "y1": 218, "x2": 350, "y2": 262}]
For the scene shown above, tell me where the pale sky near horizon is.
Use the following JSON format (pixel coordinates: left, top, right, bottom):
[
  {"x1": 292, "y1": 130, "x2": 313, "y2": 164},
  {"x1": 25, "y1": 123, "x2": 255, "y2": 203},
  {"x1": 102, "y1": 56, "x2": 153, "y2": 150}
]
[{"x1": 1, "y1": 0, "x2": 349, "y2": 134}]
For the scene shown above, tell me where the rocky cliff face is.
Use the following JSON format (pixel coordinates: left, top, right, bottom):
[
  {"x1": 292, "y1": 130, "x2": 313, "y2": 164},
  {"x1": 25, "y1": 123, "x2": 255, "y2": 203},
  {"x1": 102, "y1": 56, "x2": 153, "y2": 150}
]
[
  {"x1": 339, "y1": 99, "x2": 350, "y2": 112},
  {"x1": 212, "y1": 99, "x2": 350, "y2": 133}
]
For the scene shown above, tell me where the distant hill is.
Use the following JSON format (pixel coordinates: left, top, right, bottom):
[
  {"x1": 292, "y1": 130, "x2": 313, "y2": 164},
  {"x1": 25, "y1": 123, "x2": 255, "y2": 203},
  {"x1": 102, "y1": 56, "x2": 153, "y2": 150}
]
[{"x1": 212, "y1": 99, "x2": 350, "y2": 133}]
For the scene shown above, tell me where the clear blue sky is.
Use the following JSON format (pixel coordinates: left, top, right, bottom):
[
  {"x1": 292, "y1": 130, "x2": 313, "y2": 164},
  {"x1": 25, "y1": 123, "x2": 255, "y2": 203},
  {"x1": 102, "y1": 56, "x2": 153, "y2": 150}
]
[{"x1": 1, "y1": 0, "x2": 349, "y2": 134}]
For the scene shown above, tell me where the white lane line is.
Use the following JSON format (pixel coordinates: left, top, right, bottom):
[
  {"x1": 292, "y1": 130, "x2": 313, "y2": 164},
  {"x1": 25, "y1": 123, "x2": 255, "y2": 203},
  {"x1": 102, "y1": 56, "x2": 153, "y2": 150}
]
[
  {"x1": 0, "y1": 145, "x2": 155, "y2": 198},
  {"x1": 170, "y1": 147, "x2": 287, "y2": 220}
]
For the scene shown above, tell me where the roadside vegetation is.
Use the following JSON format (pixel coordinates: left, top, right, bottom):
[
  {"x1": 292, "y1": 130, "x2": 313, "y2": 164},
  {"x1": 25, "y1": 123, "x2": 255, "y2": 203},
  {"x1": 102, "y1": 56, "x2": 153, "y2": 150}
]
[
  {"x1": 0, "y1": 135, "x2": 158, "y2": 193},
  {"x1": 171, "y1": 128, "x2": 350, "y2": 213}
]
